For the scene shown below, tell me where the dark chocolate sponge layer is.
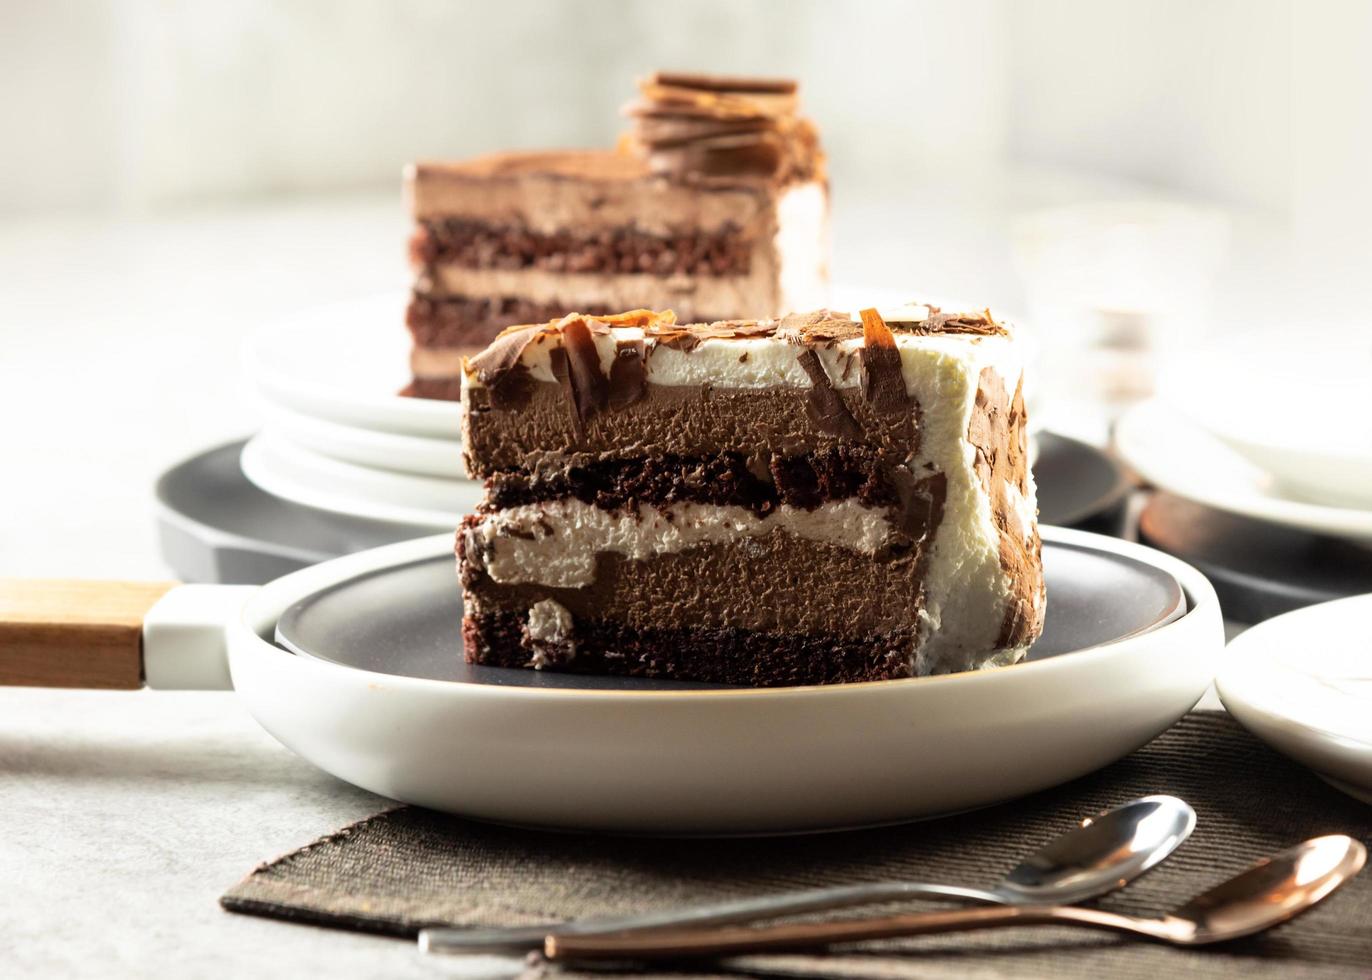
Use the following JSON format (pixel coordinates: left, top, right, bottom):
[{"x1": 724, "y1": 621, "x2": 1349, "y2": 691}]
[
  {"x1": 411, "y1": 219, "x2": 752, "y2": 277},
  {"x1": 483, "y1": 448, "x2": 904, "y2": 515},
  {"x1": 464, "y1": 610, "x2": 917, "y2": 687}
]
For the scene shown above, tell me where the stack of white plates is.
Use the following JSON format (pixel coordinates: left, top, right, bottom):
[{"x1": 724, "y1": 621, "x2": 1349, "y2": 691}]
[
  {"x1": 1116, "y1": 326, "x2": 1372, "y2": 546},
  {"x1": 242, "y1": 294, "x2": 482, "y2": 530}
]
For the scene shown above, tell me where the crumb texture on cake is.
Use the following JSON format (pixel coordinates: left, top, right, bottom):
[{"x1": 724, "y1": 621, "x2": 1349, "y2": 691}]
[{"x1": 456, "y1": 305, "x2": 1045, "y2": 686}]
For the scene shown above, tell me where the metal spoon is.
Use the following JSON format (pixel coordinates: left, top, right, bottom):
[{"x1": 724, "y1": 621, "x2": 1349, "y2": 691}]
[
  {"x1": 544, "y1": 834, "x2": 1366, "y2": 961},
  {"x1": 419, "y1": 794, "x2": 1194, "y2": 956}
]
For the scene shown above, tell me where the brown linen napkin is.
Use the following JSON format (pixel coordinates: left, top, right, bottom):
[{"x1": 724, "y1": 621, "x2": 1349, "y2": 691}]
[{"x1": 222, "y1": 713, "x2": 1372, "y2": 978}]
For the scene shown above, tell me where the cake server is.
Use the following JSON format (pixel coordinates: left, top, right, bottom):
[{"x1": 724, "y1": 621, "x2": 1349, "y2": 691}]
[
  {"x1": 545, "y1": 835, "x2": 1366, "y2": 961},
  {"x1": 419, "y1": 794, "x2": 1195, "y2": 955}
]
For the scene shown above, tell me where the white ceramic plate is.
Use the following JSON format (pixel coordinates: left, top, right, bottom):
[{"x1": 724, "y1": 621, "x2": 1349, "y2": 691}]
[
  {"x1": 240, "y1": 431, "x2": 478, "y2": 530},
  {"x1": 1115, "y1": 400, "x2": 1372, "y2": 545},
  {"x1": 258, "y1": 400, "x2": 465, "y2": 479},
  {"x1": 244, "y1": 293, "x2": 462, "y2": 438},
  {"x1": 1160, "y1": 331, "x2": 1372, "y2": 509},
  {"x1": 1218, "y1": 595, "x2": 1372, "y2": 805},
  {"x1": 215, "y1": 527, "x2": 1223, "y2": 834}
]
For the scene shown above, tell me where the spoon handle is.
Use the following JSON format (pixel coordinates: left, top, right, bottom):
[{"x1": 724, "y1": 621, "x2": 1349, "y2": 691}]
[
  {"x1": 420, "y1": 881, "x2": 1003, "y2": 955},
  {"x1": 544, "y1": 905, "x2": 1177, "y2": 961}
]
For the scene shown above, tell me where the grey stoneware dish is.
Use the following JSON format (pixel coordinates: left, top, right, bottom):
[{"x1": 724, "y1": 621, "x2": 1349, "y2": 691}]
[{"x1": 5, "y1": 526, "x2": 1221, "y2": 834}]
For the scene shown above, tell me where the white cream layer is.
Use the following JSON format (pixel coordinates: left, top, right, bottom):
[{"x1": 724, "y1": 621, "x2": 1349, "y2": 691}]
[
  {"x1": 461, "y1": 310, "x2": 1023, "y2": 404},
  {"x1": 427, "y1": 265, "x2": 782, "y2": 325},
  {"x1": 463, "y1": 498, "x2": 900, "y2": 589}
]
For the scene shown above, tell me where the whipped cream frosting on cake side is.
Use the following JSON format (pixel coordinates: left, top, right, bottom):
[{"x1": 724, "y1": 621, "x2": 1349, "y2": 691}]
[
  {"x1": 458, "y1": 305, "x2": 1045, "y2": 685},
  {"x1": 402, "y1": 72, "x2": 829, "y2": 400}
]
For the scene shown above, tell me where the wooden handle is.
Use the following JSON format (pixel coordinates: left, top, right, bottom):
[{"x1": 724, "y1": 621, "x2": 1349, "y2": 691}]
[{"x1": 0, "y1": 579, "x2": 178, "y2": 688}]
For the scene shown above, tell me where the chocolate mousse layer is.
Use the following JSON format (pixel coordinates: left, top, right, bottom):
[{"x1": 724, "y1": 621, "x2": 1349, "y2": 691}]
[
  {"x1": 464, "y1": 383, "x2": 922, "y2": 475},
  {"x1": 460, "y1": 521, "x2": 941, "y2": 644}
]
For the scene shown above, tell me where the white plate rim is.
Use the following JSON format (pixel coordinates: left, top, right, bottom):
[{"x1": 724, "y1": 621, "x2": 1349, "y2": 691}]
[
  {"x1": 1115, "y1": 400, "x2": 1372, "y2": 540},
  {"x1": 1160, "y1": 336, "x2": 1372, "y2": 460},
  {"x1": 240, "y1": 432, "x2": 471, "y2": 530},
  {"x1": 243, "y1": 293, "x2": 462, "y2": 438},
  {"x1": 1217, "y1": 594, "x2": 1372, "y2": 755},
  {"x1": 257, "y1": 399, "x2": 464, "y2": 479}
]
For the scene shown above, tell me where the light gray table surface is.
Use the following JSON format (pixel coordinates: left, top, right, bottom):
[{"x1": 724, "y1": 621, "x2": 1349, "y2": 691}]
[
  {"x1": 0, "y1": 198, "x2": 527, "y2": 978},
  {"x1": 0, "y1": 183, "x2": 1245, "y2": 977}
]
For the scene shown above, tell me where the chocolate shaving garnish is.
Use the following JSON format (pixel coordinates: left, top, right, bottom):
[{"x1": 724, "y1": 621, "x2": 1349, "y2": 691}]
[
  {"x1": 467, "y1": 324, "x2": 544, "y2": 385},
  {"x1": 631, "y1": 114, "x2": 773, "y2": 148},
  {"x1": 727, "y1": 321, "x2": 778, "y2": 337},
  {"x1": 561, "y1": 315, "x2": 609, "y2": 429},
  {"x1": 859, "y1": 308, "x2": 911, "y2": 416},
  {"x1": 621, "y1": 72, "x2": 822, "y2": 182},
  {"x1": 645, "y1": 317, "x2": 777, "y2": 351},
  {"x1": 796, "y1": 349, "x2": 860, "y2": 439},
  {"x1": 911, "y1": 310, "x2": 1005, "y2": 337},
  {"x1": 896, "y1": 472, "x2": 947, "y2": 546},
  {"x1": 608, "y1": 339, "x2": 646, "y2": 409},
  {"x1": 967, "y1": 366, "x2": 1044, "y2": 647},
  {"x1": 486, "y1": 363, "x2": 534, "y2": 411},
  {"x1": 650, "y1": 72, "x2": 798, "y2": 96},
  {"x1": 547, "y1": 347, "x2": 582, "y2": 438},
  {"x1": 590, "y1": 308, "x2": 676, "y2": 328},
  {"x1": 652, "y1": 328, "x2": 701, "y2": 352},
  {"x1": 775, "y1": 310, "x2": 862, "y2": 346},
  {"x1": 637, "y1": 79, "x2": 796, "y2": 121}
]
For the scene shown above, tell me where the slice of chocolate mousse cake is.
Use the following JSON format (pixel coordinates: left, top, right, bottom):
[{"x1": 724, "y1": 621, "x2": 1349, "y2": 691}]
[
  {"x1": 402, "y1": 72, "x2": 828, "y2": 399},
  {"x1": 458, "y1": 305, "x2": 1045, "y2": 686}
]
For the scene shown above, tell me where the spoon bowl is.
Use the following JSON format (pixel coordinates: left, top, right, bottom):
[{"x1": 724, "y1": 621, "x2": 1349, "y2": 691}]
[
  {"x1": 997, "y1": 794, "x2": 1195, "y2": 905},
  {"x1": 1173, "y1": 834, "x2": 1367, "y2": 943}
]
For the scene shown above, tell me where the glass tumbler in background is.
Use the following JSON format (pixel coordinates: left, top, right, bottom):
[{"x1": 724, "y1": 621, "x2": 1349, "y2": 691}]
[{"x1": 1011, "y1": 200, "x2": 1230, "y2": 445}]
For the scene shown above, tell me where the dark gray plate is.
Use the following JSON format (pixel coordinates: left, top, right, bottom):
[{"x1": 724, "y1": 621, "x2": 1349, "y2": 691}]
[
  {"x1": 155, "y1": 441, "x2": 436, "y2": 584},
  {"x1": 1139, "y1": 492, "x2": 1372, "y2": 625},
  {"x1": 157, "y1": 435, "x2": 1131, "y2": 585},
  {"x1": 1033, "y1": 432, "x2": 1133, "y2": 531},
  {"x1": 275, "y1": 539, "x2": 1187, "y2": 691}
]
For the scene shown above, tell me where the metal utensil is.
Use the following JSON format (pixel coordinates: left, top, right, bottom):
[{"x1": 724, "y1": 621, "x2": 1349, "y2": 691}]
[
  {"x1": 420, "y1": 794, "x2": 1194, "y2": 956},
  {"x1": 545, "y1": 834, "x2": 1366, "y2": 961}
]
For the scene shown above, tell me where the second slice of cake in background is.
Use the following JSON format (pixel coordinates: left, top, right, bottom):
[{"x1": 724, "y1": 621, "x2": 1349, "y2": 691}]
[
  {"x1": 458, "y1": 304, "x2": 1045, "y2": 687},
  {"x1": 402, "y1": 73, "x2": 828, "y2": 399}
]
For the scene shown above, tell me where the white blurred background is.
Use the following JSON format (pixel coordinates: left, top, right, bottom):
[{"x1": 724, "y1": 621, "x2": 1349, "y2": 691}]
[
  {"x1": 8, "y1": 0, "x2": 1372, "y2": 309},
  {"x1": 3, "y1": 0, "x2": 1371, "y2": 573},
  {"x1": 0, "y1": 0, "x2": 1343, "y2": 214}
]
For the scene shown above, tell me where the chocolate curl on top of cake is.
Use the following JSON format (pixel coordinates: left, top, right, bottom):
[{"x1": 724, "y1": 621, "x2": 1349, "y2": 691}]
[{"x1": 622, "y1": 72, "x2": 825, "y2": 182}]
